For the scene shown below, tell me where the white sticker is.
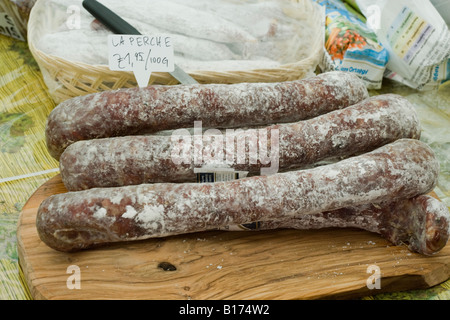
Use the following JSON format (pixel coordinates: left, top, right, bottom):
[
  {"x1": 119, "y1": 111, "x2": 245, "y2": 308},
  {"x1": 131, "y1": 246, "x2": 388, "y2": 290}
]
[
  {"x1": 108, "y1": 34, "x2": 174, "y2": 87},
  {"x1": 0, "y1": 13, "x2": 25, "y2": 41},
  {"x1": 194, "y1": 167, "x2": 249, "y2": 183}
]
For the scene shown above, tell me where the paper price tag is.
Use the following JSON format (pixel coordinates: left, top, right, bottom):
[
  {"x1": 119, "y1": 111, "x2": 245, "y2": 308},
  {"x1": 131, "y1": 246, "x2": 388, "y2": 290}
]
[{"x1": 108, "y1": 34, "x2": 174, "y2": 87}]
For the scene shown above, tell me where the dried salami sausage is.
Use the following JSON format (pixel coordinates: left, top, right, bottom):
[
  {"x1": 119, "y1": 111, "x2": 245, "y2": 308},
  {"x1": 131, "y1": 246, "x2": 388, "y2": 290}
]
[
  {"x1": 45, "y1": 71, "x2": 369, "y2": 159},
  {"x1": 59, "y1": 94, "x2": 420, "y2": 191},
  {"x1": 37, "y1": 139, "x2": 440, "y2": 252},
  {"x1": 237, "y1": 194, "x2": 449, "y2": 256}
]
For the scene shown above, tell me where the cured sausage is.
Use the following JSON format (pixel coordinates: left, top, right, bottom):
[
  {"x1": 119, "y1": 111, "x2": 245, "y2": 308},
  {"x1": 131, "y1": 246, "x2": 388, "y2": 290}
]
[
  {"x1": 36, "y1": 139, "x2": 440, "y2": 252},
  {"x1": 45, "y1": 71, "x2": 369, "y2": 159},
  {"x1": 228, "y1": 195, "x2": 449, "y2": 256},
  {"x1": 59, "y1": 94, "x2": 420, "y2": 191}
]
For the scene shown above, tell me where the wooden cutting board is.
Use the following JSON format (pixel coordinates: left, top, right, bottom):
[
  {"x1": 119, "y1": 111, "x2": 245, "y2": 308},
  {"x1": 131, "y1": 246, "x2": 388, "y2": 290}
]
[{"x1": 17, "y1": 174, "x2": 450, "y2": 300}]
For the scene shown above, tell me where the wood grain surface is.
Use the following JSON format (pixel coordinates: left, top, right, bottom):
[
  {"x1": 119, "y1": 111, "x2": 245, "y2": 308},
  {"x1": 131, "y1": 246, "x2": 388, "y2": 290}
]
[{"x1": 17, "y1": 175, "x2": 450, "y2": 300}]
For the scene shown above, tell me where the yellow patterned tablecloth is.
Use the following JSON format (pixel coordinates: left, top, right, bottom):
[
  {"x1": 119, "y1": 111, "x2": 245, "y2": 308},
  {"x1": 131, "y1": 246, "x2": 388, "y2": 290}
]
[
  {"x1": 0, "y1": 33, "x2": 449, "y2": 300},
  {"x1": 0, "y1": 34, "x2": 59, "y2": 300}
]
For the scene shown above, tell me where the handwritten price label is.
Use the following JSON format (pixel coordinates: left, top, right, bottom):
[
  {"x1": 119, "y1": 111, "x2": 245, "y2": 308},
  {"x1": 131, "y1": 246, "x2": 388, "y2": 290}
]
[{"x1": 108, "y1": 34, "x2": 174, "y2": 87}]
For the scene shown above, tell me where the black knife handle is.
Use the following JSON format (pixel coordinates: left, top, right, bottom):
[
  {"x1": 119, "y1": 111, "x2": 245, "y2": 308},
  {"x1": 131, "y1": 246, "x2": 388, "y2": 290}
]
[{"x1": 82, "y1": 0, "x2": 141, "y2": 35}]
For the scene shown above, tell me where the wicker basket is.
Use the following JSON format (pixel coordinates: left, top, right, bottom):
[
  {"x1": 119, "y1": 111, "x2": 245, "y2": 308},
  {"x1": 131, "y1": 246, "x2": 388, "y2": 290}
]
[{"x1": 28, "y1": 0, "x2": 325, "y2": 104}]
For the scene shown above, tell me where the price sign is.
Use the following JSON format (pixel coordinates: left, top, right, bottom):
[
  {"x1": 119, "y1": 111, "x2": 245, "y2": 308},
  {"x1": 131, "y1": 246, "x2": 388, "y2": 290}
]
[{"x1": 108, "y1": 34, "x2": 174, "y2": 87}]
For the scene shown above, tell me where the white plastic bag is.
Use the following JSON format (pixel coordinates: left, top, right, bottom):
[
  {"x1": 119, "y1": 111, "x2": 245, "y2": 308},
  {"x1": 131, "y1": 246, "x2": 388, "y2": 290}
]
[{"x1": 356, "y1": 0, "x2": 450, "y2": 90}]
